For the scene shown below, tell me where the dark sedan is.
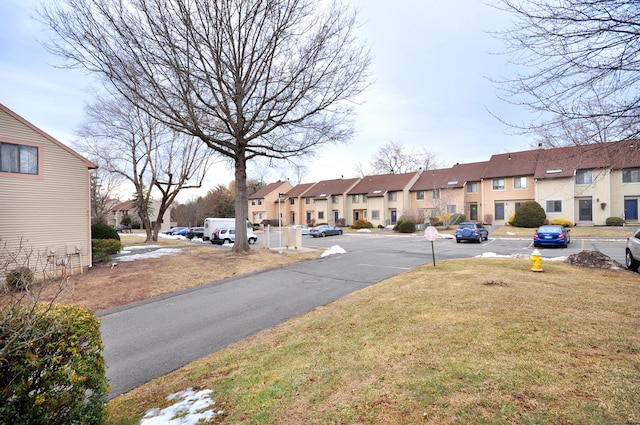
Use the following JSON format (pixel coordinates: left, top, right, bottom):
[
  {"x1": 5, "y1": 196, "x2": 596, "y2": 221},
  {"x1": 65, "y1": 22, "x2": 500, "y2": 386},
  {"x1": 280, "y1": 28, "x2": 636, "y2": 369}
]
[
  {"x1": 309, "y1": 225, "x2": 343, "y2": 237},
  {"x1": 533, "y1": 225, "x2": 570, "y2": 248},
  {"x1": 186, "y1": 227, "x2": 205, "y2": 240}
]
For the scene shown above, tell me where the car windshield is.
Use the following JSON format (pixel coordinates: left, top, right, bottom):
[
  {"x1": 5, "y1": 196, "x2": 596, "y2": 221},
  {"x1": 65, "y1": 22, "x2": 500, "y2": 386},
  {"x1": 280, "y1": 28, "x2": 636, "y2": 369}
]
[{"x1": 458, "y1": 223, "x2": 475, "y2": 229}]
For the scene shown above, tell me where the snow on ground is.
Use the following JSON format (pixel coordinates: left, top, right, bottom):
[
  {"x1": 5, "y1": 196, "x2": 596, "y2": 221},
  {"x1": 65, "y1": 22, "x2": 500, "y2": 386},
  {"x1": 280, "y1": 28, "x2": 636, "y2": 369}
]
[
  {"x1": 139, "y1": 388, "x2": 223, "y2": 425},
  {"x1": 321, "y1": 245, "x2": 347, "y2": 257}
]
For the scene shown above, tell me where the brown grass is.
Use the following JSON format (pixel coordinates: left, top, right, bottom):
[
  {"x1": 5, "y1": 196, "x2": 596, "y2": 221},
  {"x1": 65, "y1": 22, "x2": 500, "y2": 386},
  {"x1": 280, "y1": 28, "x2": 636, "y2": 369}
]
[{"x1": 39, "y1": 237, "x2": 319, "y2": 312}]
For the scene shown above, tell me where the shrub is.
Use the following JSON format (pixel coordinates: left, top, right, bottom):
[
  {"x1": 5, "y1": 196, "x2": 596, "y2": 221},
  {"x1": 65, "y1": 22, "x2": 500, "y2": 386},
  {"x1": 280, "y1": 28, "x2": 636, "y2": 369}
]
[
  {"x1": 507, "y1": 215, "x2": 515, "y2": 226},
  {"x1": 92, "y1": 238, "x2": 123, "y2": 263},
  {"x1": 0, "y1": 303, "x2": 108, "y2": 424},
  {"x1": 550, "y1": 218, "x2": 574, "y2": 227},
  {"x1": 512, "y1": 201, "x2": 546, "y2": 228},
  {"x1": 396, "y1": 220, "x2": 416, "y2": 233},
  {"x1": 335, "y1": 218, "x2": 346, "y2": 227},
  {"x1": 450, "y1": 213, "x2": 466, "y2": 225},
  {"x1": 429, "y1": 216, "x2": 443, "y2": 226},
  {"x1": 5, "y1": 267, "x2": 34, "y2": 291},
  {"x1": 91, "y1": 223, "x2": 120, "y2": 241},
  {"x1": 351, "y1": 219, "x2": 373, "y2": 229},
  {"x1": 606, "y1": 216, "x2": 625, "y2": 226}
]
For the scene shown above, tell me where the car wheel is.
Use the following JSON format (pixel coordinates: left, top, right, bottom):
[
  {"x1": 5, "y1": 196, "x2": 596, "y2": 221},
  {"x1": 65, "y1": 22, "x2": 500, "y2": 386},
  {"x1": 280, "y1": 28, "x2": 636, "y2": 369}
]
[
  {"x1": 456, "y1": 239, "x2": 460, "y2": 243},
  {"x1": 338, "y1": 230, "x2": 343, "y2": 235},
  {"x1": 249, "y1": 237, "x2": 257, "y2": 245},
  {"x1": 321, "y1": 232, "x2": 326, "y2": 237},
  {"x1": 626, "y1": 249, "x2": 639, "y2": 271},
  {"x1": 223, "y1": 239, "x2": 231, "y2": 245}
]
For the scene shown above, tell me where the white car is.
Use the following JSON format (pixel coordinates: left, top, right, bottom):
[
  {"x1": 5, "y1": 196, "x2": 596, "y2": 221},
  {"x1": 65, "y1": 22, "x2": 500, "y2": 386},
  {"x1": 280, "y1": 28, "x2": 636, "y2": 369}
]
[
  {"x1": 290, "y1": 224, "x2": 310, "y2": 235},
  {"x1": 626, "y1": 228, "x2": 640, "y2": 271},
  {"x1": 210, "y1": 228, "x2": 257, "y2": 245}
]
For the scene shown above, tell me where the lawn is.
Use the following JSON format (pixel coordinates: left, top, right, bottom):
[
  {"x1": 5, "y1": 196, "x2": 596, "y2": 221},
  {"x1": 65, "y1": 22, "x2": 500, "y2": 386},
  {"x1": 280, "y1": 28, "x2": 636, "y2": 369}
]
[{"x1": 107, "y1": 258, "x2": 640, "y2": 425}]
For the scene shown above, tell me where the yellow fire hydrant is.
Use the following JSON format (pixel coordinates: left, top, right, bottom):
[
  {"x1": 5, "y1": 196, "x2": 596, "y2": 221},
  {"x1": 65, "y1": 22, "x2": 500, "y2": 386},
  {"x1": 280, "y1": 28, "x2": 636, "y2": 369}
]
[{"x1": 530, "y1": 249, "x2": 543, "y2": 272}]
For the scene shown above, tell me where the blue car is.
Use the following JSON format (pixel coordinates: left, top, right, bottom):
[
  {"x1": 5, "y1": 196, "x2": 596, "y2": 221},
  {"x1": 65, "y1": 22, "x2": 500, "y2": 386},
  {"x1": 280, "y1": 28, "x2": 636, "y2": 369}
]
[{"x1": 533, "y1": 225, "x2": 570, "y2": 248}]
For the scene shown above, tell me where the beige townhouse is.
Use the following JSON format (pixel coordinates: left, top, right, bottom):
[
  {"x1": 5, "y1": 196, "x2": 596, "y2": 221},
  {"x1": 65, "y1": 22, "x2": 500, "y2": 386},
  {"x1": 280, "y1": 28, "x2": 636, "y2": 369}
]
[
  {"x1": 302, "y1": 178, "x2": 360, "y2": 226},
  {"x1": 347, "y1": 172, "x2": 419, "y2": 227},
  {"x1": 247, "y1": 181, "x2": 293, "y2": 225},
  {"x1": 0, "y1": 104, "x2": 97, "y2": 278}
]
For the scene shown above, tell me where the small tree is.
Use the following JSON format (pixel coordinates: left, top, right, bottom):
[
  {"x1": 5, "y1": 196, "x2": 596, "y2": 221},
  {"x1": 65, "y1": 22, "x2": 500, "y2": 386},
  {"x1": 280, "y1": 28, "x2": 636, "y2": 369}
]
[{"x1": 512, "y1": 201, "x2": 546, "y2": 228}]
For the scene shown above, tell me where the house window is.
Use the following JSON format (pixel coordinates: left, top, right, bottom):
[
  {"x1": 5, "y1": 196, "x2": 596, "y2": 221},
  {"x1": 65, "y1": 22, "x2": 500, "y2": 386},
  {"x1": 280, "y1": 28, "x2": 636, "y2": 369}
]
[
  {"x1": 388, "y1": 191, "x2": 397, "y2": 201},
  {"x1": 251, "y1": 200, "x2": 255, "y2": 206},
  {"x1": 0, "y1": 142, "x2": 38, "y2": 174},
  {"x1": 622, "y1": 168, "x2": 640, "y2": 183},
  {"x1": 467, "y1": 182, "x2": 478, "y2": 193},
  {"x1": 289, "y1": 198, "x2": 295, "y2": 205},
  {"x1": 331, "y1": 195, "x2": 339, "y2": 203},
  {"x1": 446, "y1": 204, "x2": 456, "y2": 214},
  {"x1": 363, "y1": 195, "x2": 368, "y2": 203},
  {"x1": 352, "y1": 194, "x2": 359, "y2": 203},
  {"x1": 258, "y1": 199, "x2": 262, "y2": 206},
  {"x1": 576, "y1": 170, "x2": 593, "y2": 185},
  {"x1": 492, "y1": 178, "x2": 505, "y2": 190},
  {"x1": 546, "y1": 200, "x2": 562, "y2": 213},
  {"x1": 318, "y1": 211, "x2": 324, "y2": 219},
  {"x1": 371, "y1": 210, "x2": 380, "y2": 220},
  {"x1": 514, "y1": 176, "x2": 528, "y2": 189},
  {"x1": 416, "y1": 191, "x2": 425, "y2": 200},
  {"x1": 515, "y1": 202, "x2": 523, "y2": 211},
  {"x1": 305, "y1": 197, "x2": 311, "y2": 205},
  {"x1": 495, "y1": 202, "x2": 505, "y2": 220},
  {"x1": 432, "y1": 189, "x2": 440, "y2": 199}
]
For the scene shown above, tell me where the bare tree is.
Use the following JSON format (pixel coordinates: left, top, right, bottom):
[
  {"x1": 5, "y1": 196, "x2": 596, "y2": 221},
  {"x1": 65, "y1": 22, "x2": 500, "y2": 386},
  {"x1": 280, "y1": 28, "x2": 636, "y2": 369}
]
[
  {"x1": 76, "y1": 94, "x2": 214, "y2": 242},
  {"x1": 39, "y1": 0, "x2": 371, "y2": 253},
  {"x1": 88, "y1": 167, "x2": 123, "y2": 225},
  {"x1": 369, "y1": 141, "x2": 440, "y2": 174},
  {"x1": 494, "y1": 0, "x2": 640, "y2": 144}
]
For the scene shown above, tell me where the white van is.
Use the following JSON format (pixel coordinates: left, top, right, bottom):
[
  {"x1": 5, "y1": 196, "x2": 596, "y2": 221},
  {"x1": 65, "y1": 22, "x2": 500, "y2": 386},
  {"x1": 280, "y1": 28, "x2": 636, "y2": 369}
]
[{"x1": 203, "y1": 218, "x2": 256, "y2": 243}]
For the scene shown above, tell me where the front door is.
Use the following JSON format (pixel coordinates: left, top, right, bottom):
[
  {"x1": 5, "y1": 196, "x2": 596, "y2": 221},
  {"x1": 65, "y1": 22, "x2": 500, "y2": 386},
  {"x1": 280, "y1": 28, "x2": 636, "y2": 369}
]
[
  {"x1": 391, "y1": 210, "x2": 397, "y2": 224},
  {"x1": 469, "y1": 204, "x2": 478, "y2": 221},
  {"x1": 334, "y1": 210, "x2": 339, "y2": 223},
  {"x1": 625, "y1": 199, "x2": 639, "y2": 221},
  {"x1": 579, "y1": 199, "x2": 593, "y2": 221}
]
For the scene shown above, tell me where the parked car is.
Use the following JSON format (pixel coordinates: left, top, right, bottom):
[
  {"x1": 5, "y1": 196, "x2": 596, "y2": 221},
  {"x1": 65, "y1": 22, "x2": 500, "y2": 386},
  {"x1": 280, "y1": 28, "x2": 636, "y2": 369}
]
[
  {"x1": 291, "y1": 224, "x2": 310, "y2": 235},
  {"x1": 455, "y1": 221, "x2": 488, "y2": 243},
  {"x1": 210, "y1": 228, "x2": 257, "y2": 245},
  {"x1": 186, "y1": 227, "x2": 205, "y2": 240},
  {"x1": 625, "y1": 228, "x2": 640, "y2": 271},
  {"x1": 172, "y1": 227, "x2": 189, "y2": 237},
  {"x1": 164, "y1": 226, "x2": 188, "y2": 236},
  {"x1": 114, "y1": 224, "x2": 131, "y2": 233},
  {"x1": 533, "y1": 225, "x2": 570, "y2": 248},
  {"x1": 309, "y1": 225, "x2": 343, "y2": 238}
]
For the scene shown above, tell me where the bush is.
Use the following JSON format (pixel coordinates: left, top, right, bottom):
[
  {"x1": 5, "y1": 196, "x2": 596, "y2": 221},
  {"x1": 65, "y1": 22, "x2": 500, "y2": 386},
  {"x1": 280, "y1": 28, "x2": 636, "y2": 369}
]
[
  {"x1": 395, "y1": 220, "x2": 416, "y2": 233},
  {"x1": 512, "y1": 201, "x2": 546, "y2": 228},
  {"x1": 429, "y1": 216, "x2": 443, "y2": 226},
  {"x1": 351, "y1": 219, "x2": 373, "y2": 229},
  {"x1": 6, "y1": 267, "x2": 34, "y2": 291},
  {"x1": 0, "y1": 303, "x2": 108, "y2": 424},
  {"x1": 335, "y1": 218, "x2": 346, "y2": 227},
  {"x1": 91, "y1": 223, "x2": 120, "y2": 241},
  {"x1": 92, "y1": 238, "x2": 123, "y2": 263},
  {"x1": 450, "y1": 213, "x2": 466, "y2": 225},
  {"x1": 606, "y1": 216, "x2": 625, "y2": 226},
  {"x1": 550, "y1": 218, "x2": 574, "y2": 227}
]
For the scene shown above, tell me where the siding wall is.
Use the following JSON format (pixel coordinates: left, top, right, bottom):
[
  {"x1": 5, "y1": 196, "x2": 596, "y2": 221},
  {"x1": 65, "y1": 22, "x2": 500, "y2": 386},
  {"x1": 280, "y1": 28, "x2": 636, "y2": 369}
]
[{"x1": 0, "y1": 110, "x2": 92, "y2": 278}]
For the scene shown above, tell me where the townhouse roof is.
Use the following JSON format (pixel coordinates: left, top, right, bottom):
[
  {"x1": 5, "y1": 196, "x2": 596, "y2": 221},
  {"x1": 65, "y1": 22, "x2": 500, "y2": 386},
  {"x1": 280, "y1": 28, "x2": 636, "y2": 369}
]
[
  {"x1": 348, "y1": 172, "x2": 417, "y2": 197},
  {"x1": 284, "y1": 182, "x2": 316, "y2": 199},
  {"x1": 304, "y1": 177, "x2": 360, "y2": 200},
  {"x1": 410, "y1": 162, "x2": 488, "y2": 191},
  {"x1": 112, "y1": 200, "x2": 135, "y2": 212},
  {"x1": 248, "y1": 181, "x2": 291, "y2": 199},
  {"x1": 534, "y1": 140, "x2": 640, "y2": 179},
  {"x1": 482, "y1": 149, "x2": 542, "y2": 179}
]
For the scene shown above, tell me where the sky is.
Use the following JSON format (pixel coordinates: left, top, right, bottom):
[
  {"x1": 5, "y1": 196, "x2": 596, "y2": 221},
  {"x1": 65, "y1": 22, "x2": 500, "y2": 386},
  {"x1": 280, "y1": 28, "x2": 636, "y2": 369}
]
[{"x1": 0, "y1": 0, "x2": 535, "y2": 202}]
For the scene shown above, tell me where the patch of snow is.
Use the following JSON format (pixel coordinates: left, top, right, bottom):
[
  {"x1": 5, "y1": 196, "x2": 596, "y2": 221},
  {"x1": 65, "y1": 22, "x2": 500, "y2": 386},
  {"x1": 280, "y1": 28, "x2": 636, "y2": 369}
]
[
  {"x1": 475, "y1": 252, "x2": 566, "y2": 261},
  {"x1": 438, "y1": 234, "x2": 454, "y2": 239},
  {"x1": 321, "y1": 245, "x2": 346, "y2": 257},
  {"x1": 116, "y1": 248, "x2": 182, "y2": 262},
  {"x1": 140, "y1": 388, "x2": 222, "y2": 425},
  {"x1": 357, "y1": 228, "x2": 372, "y2": 233}
]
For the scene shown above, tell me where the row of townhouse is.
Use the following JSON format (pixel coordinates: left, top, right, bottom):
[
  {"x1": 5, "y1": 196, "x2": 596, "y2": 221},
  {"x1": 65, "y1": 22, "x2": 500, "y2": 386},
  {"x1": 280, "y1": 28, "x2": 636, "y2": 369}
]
[{"x1": 248, "y1": 140, "x2": 640, "y2": 228}]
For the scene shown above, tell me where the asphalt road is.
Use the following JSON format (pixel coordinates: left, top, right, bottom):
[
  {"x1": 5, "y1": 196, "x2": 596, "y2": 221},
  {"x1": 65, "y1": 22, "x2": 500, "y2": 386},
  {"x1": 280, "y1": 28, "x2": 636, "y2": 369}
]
[{"x1": 100, "y1": 231, "x2": 629, "y2": 398}]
